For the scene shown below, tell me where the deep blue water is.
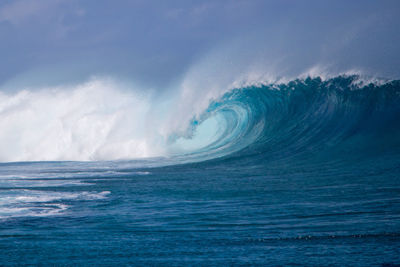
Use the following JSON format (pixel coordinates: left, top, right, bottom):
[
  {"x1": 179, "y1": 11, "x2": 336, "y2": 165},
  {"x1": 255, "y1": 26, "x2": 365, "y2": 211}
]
[{"x1": 1, "y1": 76, "x2": 400, "y2": 266}]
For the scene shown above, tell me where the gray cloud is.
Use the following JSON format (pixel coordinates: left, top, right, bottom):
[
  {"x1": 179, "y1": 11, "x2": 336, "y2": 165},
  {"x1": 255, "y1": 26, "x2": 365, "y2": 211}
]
[{"x1": 0, "y1": 0, "x2": 399, "y2": 91}]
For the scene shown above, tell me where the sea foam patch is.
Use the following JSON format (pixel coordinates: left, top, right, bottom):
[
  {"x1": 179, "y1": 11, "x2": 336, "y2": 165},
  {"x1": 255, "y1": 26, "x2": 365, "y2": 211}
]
[{"x1": 0, "y1": 189, "x2": 110, "y2": 219}]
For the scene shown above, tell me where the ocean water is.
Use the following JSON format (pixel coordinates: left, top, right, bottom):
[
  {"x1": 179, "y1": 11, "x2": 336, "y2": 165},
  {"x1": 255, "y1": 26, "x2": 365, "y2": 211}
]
[{"x1": 1, "y1": 76, "x2": 400, "y2": 266}]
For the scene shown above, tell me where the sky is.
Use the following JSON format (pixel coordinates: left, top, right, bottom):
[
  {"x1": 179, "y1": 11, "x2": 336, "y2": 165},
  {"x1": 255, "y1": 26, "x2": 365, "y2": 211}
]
[{"x1": 1, "y1": 0, "x2": 400, "y2": 91}]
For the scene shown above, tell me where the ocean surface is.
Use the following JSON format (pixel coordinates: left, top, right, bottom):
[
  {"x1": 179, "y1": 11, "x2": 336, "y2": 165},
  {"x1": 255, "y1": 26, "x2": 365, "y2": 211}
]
[{"x1": 1, "y1": 76, "x2": 400, "y2": 266}]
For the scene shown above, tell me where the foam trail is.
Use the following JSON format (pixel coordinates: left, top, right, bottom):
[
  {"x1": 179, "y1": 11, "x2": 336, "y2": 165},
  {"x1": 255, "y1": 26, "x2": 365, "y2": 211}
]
[{"x1": 0, "y1": 190, "x2": 110, "y2": 219}]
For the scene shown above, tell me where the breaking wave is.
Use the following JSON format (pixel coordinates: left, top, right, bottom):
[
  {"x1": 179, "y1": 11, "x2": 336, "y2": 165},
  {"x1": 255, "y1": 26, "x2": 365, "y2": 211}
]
[{"x1": 0, "y1": 75, "x2": 399, "y2": 163}]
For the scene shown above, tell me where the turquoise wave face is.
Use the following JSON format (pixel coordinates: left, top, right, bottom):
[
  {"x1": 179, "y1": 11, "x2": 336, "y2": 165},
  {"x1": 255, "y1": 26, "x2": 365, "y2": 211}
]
[{"x1": 171, "y1": 75, "x2": 400, "y2": 163}]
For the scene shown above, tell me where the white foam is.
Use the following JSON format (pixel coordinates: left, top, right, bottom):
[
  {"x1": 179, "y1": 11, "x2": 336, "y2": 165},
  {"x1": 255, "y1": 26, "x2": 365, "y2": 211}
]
[
  {"x1": 0, "y1": 190, "x2": 110, "y2": 203},
  {"x1": 0, "y1": 189, "x2": 110, "y2": 219},
  {"x1": 0, "y1": 204, "x2": 69, "y2": 220},
  {"x1": 0, "y1": 78, "x2": 164, "y2": 161},
  {"x1": 0, "y1": 179, "x2": 90, "y2": 187}
]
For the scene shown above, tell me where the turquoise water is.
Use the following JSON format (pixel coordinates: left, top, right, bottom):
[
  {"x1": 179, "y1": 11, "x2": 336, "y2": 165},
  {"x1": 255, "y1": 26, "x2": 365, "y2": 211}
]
[{"x1": 1, "y1": 76, "x2": 400, "y2": 266}]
